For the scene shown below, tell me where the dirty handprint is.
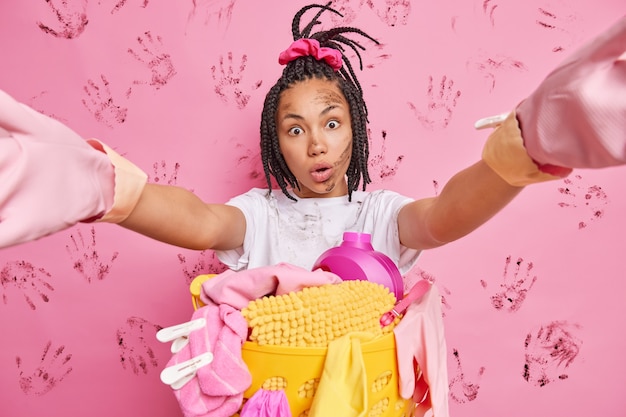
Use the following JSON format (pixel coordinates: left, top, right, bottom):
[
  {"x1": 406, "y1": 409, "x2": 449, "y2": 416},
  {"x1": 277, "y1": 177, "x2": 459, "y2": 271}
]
[
  {"x1": 16, "y1": 341, "x2": 73, "y2": 396},
  {"x1": 116, "y1": 316, "x2": 162, "y2": 375},
  {"x1": 37, "y1": 0, "x2": 88, "y2": 39},
  {"x1": 66, "y1": 227, "x2": 119, "y2": 283},
  {"x1": 1, "y1": 261, "x2": 54, "y2": 310},
  {"x1": 449, "y1": 348, "x2": 485, "y2": 404},
  {"x1": 211, "y1": 52, "x2": 262, "y2": 110},
  {"x1": 408, "y1": 75, "x2": 461, "y2": 130},
  {"x1": 128, "y1": 31, "x2": 177, "y2": 90},
  {"x1": 481, "y1": 255, "x2": 537, "y2": 313},
  {"x1": 523, "y1": 321, "x2": 582, "y2": 387},
  {"x1": 82, "y1": 75, "x2": 128, "y2": 127}
]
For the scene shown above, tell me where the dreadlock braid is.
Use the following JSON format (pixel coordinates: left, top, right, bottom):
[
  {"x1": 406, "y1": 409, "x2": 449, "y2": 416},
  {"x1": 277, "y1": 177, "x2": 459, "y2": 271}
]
[{"x1": 260, "y1": 2, "x2": 378, "y2": 201}]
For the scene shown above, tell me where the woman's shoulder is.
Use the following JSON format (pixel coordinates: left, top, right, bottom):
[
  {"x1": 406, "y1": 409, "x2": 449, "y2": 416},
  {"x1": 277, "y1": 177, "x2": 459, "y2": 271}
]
[
  {"x1": 357, "y1": 188, "x2": 412, "y2": 204},
  {"x1": 226, "y1": 188, "x2": 274, "y2": 209},
  {"x1": 231, "y1": 187, "x2": 272, "y2": 200}
]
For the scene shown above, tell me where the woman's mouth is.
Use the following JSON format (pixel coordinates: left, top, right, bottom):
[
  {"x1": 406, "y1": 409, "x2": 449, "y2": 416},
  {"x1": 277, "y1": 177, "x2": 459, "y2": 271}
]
[{"x1": 310, "y1": 164, "x2": 333, "y2": 183}]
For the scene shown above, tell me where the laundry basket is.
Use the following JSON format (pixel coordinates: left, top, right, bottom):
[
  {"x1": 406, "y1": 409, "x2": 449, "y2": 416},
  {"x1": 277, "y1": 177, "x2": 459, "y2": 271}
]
[{"x1": 190, "y1": 274, "x2": 418, "y2": 417}]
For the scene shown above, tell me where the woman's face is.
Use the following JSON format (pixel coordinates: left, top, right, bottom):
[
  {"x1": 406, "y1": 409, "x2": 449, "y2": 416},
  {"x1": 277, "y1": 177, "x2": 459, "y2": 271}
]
[{"x1": 275, "y1": 77, "x2": 353, "y2": 198}]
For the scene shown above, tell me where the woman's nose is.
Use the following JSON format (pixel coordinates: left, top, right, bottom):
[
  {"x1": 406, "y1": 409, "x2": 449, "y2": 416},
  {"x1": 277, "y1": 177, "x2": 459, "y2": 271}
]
[{"x1": 308, "y1": 132, "x2": 327, "y2": 156}]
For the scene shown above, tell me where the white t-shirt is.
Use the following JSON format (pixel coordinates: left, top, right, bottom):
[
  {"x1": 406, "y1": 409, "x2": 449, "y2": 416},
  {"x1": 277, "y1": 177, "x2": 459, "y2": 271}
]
[{"x1": 216, "y1": 188, "x2": 421, "y2": 274}]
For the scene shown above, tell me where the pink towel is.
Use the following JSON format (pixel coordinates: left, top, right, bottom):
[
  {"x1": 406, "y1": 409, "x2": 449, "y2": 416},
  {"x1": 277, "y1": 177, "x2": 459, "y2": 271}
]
[
  {"x1": 200, "y1": 263, "x2": 342, "y2": 308},
  {"x1": 167, "y1": 303, "x2": 250, "y2": 417}
]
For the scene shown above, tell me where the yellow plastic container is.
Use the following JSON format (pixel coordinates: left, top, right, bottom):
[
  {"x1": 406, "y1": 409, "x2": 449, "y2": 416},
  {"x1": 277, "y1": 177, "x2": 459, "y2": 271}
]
[{"x1": 190, "y1": 274, "x2": 417, "y2": 417}]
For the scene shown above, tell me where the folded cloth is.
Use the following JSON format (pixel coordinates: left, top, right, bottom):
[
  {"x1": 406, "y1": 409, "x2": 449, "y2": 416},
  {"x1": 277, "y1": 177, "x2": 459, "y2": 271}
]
[
  {"x1": 394, "y1": 283, "x2": 449, "y2": 417},
  {"x1": 309, "y1": 332, "x2": 375, "y2": 417}
]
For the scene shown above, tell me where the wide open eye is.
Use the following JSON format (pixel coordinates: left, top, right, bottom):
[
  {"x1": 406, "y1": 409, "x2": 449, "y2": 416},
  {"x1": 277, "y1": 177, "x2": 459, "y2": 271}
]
[
  {"x1": 326, "y1": 120, "x2": 340, "y2": 129},
  {"x1": 288, "y1": 126, "x2": 304, "y2": 136}
]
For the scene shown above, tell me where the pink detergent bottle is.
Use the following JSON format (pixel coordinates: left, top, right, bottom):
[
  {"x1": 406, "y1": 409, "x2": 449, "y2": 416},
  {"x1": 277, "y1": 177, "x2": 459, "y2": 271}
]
[{"x1": 312, "y1": 232, "x2": 404, "y2": 300}]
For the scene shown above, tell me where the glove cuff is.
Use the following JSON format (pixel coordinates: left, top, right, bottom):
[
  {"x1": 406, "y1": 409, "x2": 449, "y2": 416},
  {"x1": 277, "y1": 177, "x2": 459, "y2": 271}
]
[
  {"x1": 481, "y1": 111, "x2": 572, "y2": 186},
  {"x1": 87, "y1": 139, "x2": 148, "y2": 224}
]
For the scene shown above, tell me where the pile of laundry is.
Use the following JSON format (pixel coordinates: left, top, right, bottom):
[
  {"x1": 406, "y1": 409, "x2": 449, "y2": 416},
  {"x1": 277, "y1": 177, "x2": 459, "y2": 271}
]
[{"x1": 157, "y1": 263, "x2": 449, "y2": 417}]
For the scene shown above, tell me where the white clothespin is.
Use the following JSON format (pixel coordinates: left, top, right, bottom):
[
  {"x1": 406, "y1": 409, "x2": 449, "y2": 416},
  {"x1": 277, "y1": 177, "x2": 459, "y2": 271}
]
[
  {"x1": 160, "y1": 351, "x2": 214, "y2": 390},
  {"x1": 157, "y1": 317, "x2": 207, "y2": 353}
]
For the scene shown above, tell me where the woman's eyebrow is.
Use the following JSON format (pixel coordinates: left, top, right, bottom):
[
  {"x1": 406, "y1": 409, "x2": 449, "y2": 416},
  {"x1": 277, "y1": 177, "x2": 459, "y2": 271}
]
[
  {"x1": 280, "y1": 112, "x2": 304, "y2": 121},
  {"x1": 320, "y1": 104, "x2": 339, "y2": 116},
  {"x1": 280, "y1": 103, "x2": 342, "y2": 122}
]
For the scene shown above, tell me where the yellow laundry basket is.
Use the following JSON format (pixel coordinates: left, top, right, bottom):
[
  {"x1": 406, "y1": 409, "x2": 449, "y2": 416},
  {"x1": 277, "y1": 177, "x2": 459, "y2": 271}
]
[{"x1": 190, "y1": 274, "x2": 417, "y2": 417}]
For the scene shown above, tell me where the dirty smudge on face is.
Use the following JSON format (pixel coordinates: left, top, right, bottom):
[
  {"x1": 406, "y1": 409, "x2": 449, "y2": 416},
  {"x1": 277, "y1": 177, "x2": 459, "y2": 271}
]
[
  {"x1": 313, "y1": 87, "x2": 345, "y2": 107},
  {"x1": 325, "y1": 141, "x2": 352, "y2": 192}
]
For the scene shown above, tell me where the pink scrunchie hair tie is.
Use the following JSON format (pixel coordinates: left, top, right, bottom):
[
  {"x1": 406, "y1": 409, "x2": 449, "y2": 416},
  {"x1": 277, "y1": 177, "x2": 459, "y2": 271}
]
[{"x1": 278, "y1": 38, "x2": 343, "y2": 71}]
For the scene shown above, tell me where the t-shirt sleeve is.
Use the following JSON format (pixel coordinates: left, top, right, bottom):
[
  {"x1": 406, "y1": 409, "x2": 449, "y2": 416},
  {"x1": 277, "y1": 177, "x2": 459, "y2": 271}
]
[
  {"x1": 214, "y1": 188, "x2": 265, "y2": 271},
  {"x1": 366, "y1": 190, "x2": 422, "y2": 275}
]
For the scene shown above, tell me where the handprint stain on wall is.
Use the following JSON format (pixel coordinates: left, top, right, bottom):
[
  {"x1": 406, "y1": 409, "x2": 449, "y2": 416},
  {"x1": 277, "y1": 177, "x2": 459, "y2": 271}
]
[
  {"x1": 105, "y1": 0, "x2": 150, "y2": 14},
  {"x1": 535, "y1": 3, "x2": 579, "y2": 53},
  {"x1": 211, "y1": 52, "x2": 263, "y2": 110},
  {"x1": 28, "y1": 91, "x2": 72, "y2": 124},
  {"x1": 364, "y1": 48, "x2": 392, "y2": 71},
  {"x1": 16, "y1": 341, "x2": 73, "y2": 396},
  {"x1": 523, "y1": 321, "x2": 582, "y2": 387},
  {"x1": 480, "y1": 255, "x2": 537, "y2": 313},
  {"x1": 327, "y1": 0, "x2": 363, "y2": 25},
  {"x1": 116, "y1": 316, "x2": 162, "y2": 375},
  {"x1": 467, "y1": 52, "x2": 527, "y2": 92},
  {"x1": 66, "y1": 227, "x2": 119, "y2": 283},
  {"x1": 368, "y1": 129, "x2": 405, "y2": 183},
  {"x1": 482, "y1": 0, "x2": 499, "y2": 26},
  {"x1": 557, "y1": 174, "x2": 609, "y2": 229},
  {"x1": 128, "y1": 31, "x2": 177, "y2": 90},
  {"x1": 449, "y1": 348, "x2": 485, "y2": 404},
  {"x1": 230, "y1": 139, "x2": 264, "y2": 183},
  {"x1": 187, "y1": 0, "x2": 237, "y2": 28},
  {"x1": 178, "y1": 250, "x2": 228, "y2": 285},
  {"x1": 82, "y1": 75, "x2": 129, "y2": 127},
  {"x1": 408, "y1": 75, "x2": 461, "y2": 130},
  {"x1": 37, "y1": 0, "x2": 89, "y2": 39},
  {"x1": 1, "y1": 261, "x2": 54, "y2": 310},
  {"x1": 365, "y1": 0, "x2": 411, "y2": 27},
  {"x1": 152, "y1": 160, "x2": 181, "y2": 185}
]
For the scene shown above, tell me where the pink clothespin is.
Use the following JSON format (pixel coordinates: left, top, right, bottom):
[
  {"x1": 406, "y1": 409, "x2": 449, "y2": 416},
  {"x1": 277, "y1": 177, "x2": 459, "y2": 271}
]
[{"x1": 380, "y1": 280, "x2": 431, "y2": 327}]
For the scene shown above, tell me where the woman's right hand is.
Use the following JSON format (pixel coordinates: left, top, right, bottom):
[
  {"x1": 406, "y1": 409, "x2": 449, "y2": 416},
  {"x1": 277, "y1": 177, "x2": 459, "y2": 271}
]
[{"x1": 0, "y1": 89, "x2": 118, "y2": 248}]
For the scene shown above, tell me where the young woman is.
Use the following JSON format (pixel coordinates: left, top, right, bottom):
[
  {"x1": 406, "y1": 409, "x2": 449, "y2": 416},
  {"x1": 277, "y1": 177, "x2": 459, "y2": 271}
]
[
  {"x1": 1, "y1": 4, "x2": 623, "y2": 276},
  {"x1": 102, "y1": 3, "x2": 523, "y2": 275}
]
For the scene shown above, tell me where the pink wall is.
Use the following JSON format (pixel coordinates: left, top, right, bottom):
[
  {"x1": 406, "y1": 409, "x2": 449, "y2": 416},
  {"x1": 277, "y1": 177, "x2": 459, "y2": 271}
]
[{"x1": 1, "y1": 1, "x2": 625, "y2": 416}]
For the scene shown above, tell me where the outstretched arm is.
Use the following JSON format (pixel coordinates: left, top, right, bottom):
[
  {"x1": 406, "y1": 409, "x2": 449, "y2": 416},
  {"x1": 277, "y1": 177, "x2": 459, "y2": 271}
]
[
  {"x1": 0, "y1": 88, "x2": 246, "y2": 251},
  {"x1": 399, "y1": 17, "x2": 626, "y2": 251},
  {"x1": 397, "y1": 160, "x2": 522, "y2": 250},
  {"x1": 119, "y1": 183, "x2": 246, "y2": 251}
]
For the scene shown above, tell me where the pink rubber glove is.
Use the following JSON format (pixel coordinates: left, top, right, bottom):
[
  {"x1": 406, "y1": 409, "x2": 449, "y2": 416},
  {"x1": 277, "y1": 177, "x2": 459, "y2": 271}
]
[
  {"x1": 518, "y1": 16, "x2": 626, "y2": 172},
  {"x1": 0, "y1": 89, "x2": 147, "y2": 248},
  {"x1": 479, "y1": 17, "x2": 625, "y2": 185}
]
